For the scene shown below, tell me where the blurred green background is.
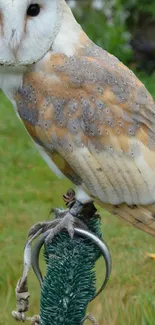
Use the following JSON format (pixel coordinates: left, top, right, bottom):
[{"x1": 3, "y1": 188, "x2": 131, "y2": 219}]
[
  {"x1": 1, "y1": 1, "x2": 155, "y2": 324},
  {"x1": 69, "y1": 0, "x2": 155, "y2": 73}
]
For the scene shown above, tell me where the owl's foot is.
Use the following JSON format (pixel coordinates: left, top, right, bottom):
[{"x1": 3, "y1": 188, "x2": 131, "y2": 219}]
[
  {"x1": 45, "y1": 200, "x2": 85, "y2": 244},
  {"x1": 28, "y1": 188, "x2": 95, "y2": 244}
]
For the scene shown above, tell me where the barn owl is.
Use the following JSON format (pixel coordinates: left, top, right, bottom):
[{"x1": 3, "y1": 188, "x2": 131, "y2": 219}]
[{"x1": 1, "y1": 0, "x2": 155, "y2": 239}]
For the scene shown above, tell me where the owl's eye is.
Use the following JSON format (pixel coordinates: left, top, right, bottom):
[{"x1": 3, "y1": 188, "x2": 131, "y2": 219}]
[{"x1": 27, "y1": 4, "x2": 40, "y2": 17}]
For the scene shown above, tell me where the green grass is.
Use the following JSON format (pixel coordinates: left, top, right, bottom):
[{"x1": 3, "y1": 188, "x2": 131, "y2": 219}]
[{"x1": 1, "y1": 72, "x2": 155, "y2": 325}]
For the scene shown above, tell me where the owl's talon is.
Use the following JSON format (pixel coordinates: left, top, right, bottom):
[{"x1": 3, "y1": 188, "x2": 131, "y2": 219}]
[
  {"x1": 27, "y1": 222, "x2": 49, "y2": 239},
  {"x1": 45, "y1": 200, "x2": 87, "y2": 243},
  {"x1": 45, "y1": 212, "x2": 75, "y2": 244}
]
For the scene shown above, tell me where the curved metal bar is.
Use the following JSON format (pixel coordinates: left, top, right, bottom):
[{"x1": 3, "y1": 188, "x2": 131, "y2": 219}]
[{"x1": 31, "y1": 228, "x2": 112, "y2": 301}]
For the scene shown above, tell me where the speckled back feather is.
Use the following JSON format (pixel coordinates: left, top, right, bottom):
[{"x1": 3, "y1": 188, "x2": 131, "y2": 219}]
[{"x1": 14, "y1": 38, "x2": 155, "y2": 236}]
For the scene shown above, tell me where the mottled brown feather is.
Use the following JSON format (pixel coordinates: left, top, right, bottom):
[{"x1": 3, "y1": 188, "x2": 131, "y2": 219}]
[{"x1": 15, "y1": 40, "x2": 155, "y2": 236}]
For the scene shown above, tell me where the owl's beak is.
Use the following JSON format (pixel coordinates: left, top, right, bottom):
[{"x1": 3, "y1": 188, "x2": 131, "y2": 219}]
[
  {"x1": 11, "y1": 29, "x2": 16, "y2": 39},
  {"x1": 8, "y1": 29, "x2": 21, "y2": 60}
]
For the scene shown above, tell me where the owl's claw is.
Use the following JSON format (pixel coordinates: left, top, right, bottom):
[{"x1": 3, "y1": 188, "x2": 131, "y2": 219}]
[
  {"x1": 28, "y1": 189, "x2": 94, "y2": 245},
  {"x1": 45, "y1": 200, "x2": 86, "y2": 243},
  {"x1": 27, "y1": 202, "x2": 86, "y2": 245},
  {"x1": 45, "y1": 212, "x2": 75, "y2": 244},
  {"x1": 27, "y1": 220, "x2": 58, "y2": 239}
]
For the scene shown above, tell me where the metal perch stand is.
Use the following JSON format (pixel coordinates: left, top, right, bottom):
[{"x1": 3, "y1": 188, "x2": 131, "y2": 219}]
[{"x1": 12, "y1": 191, "x2": 112, "y2": 325}]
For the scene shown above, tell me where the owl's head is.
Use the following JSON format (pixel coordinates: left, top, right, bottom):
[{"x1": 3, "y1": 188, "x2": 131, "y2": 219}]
[{"x1": 0, "y1": 0, "x2": 67, "y2": 66}]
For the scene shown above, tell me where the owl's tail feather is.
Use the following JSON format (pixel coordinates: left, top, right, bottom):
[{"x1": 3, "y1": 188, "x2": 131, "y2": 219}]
[{"x1": 97, "y1": 200, "x2": 155, "y2": 236}]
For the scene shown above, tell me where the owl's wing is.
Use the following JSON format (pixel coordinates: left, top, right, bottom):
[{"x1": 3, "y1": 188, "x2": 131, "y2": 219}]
[
  {"x1": 41, "y1": 52, "x2": 155, "y2": 207},
  {"x1": 16, "y1": 51, "x2": 155, "y2": 235},
  {"x1": 51, "y1": 51, "x2": 155, "y2": 236}
]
